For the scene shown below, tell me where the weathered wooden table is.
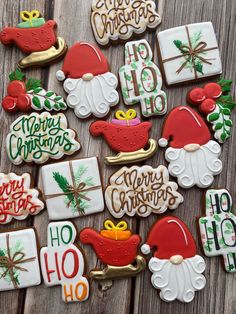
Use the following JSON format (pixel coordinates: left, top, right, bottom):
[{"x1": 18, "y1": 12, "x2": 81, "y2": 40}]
[{"x1": 0, "y1": 0, "x2": 236, "y2": 313}]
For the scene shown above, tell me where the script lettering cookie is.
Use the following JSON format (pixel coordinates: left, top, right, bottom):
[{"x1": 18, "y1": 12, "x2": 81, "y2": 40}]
[
  {"x1": 157, "y1": 22, "x2": 222, "y2": 85},
  {"x1": 0, "y1": 173, "x2": 44, "y2": 224},
  {"x1": 40, "y1": 221, "x2": 89, "y2": 302},
  {"x1": 56, "y1": 42, "x2": 119, "y2": 119},
  {"x1": 158, "y1": 106, "x2": 222, "y2": 188},
  {"x1": 41, "y1": 157, "x2": 104, "y2": 220},
  {"x1": 119, "y1": 39, "x2": 167, "y2": 117},
  {"x1": 91, "y1": 0, "x2": 161, "y2": 46},
  {"x1": 80, "y1": 220, "x2": 146, "y2": 280},
  {"x1": 0, "y1": 10, "x2": 67, "y2": 68},
  {"x1": 0, "y1": 228, "x2": 41, "y2": 291},
  {"x1": 105, "y1": 165, "x2": 183, "y2": 218},
  {"x1": 199, "y1": 189, "x2": 236, "y2": 272},
  {"x1": 6, "y1": 112, "x2": 81, "y2": 165},
  {"x1": 141, "y1": 216, "x2": 206, "y2": 303}
]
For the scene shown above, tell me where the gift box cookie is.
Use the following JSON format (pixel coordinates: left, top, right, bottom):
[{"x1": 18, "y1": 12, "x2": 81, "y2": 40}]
[
  {"x1": 157, "y1": 22, "x2": 222, "y2": 85},
  {"x1": 41, "y1": 157, "x2": 104, "y2": 220}
]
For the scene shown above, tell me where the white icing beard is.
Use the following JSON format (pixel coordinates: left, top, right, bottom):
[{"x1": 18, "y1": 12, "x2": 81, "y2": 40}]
[
  {"x1": 63, "y1": 72, "x2": 119, "y2": 118},
  {"x1": 165, "y1": 140, "x2": 222, "y2": 188},
  {"x1": 149, "y1": 255, "x2": 206, "y2": 303}
]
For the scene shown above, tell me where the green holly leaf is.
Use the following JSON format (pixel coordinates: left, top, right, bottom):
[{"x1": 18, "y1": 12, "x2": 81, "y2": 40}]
[
  {"x1": 225, "y1": 119, "x2": 233, "y2": 127},
  {"x1": 208, "y1": 112, "x2": 220, "y2": 121},
  {"x1": 131, "y1": 63, "x2": 137, "y2": 70},
  {"x1": 226, "y1": 222, "x2": 233, "y2": 229},
  {"x1": 228, "y1": 264, "x2": 235, "y2": 271},
  {"x1": 224, "y1": 229, "x2": 232, "y2": 234},
  {"x1": 54, "y1": 96, "x2": 62, "y2": 101},
  {"x1": 59, "y1": 102, "x2": 67, "y2": 109},
  {"x1": 33, "y1": 87, "x2": 43, "y2": 93},
  {"x1": 200, "y1": 218, "x2": 208, "y2": 224},
  {"x1": 222, "y1": 108, "x2": 231, "y2": 115},
  {"x1": 195, "y1": 61, "x2": 203, "y2": 74},
  {"x1": 173, "y1": 40, "x2": 183, "y2": 50},
  {"x1": 207, "y1": 227, "x2": 214, "y2": 233},
  {"x1": 218, "y1": 78, "x2": 232, "y2": 93},
  {"x1": 221, "y1": 132, "x2": 227, "y2": 142},
  {"x1": 217, "y1": 95, "x2": 236, "y2": 111},
  {"x1": 44, "y1": 99, "x2": 51, "y2": 110},
  {"x1": 9, "y1": 69, "x2": 25, "y2": 81},
  {"x1": 213, "y1": 214, "x2": 221, "y2": 222},
  {"x1": 46, "y1": 91, "x2": 54, "y2": 97},
  {"x1": 26, "y1": 78, "x2": 41, "y2": 92},
  {"x1": 32, "y1": 96, "x2": 41, "y2": 109},
  {"x1": 214, "y1": 122, "x2": 223, "y2": 130}
]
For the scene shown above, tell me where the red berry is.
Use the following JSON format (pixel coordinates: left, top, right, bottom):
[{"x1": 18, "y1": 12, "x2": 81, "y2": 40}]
[
  {"x1": 7, "y1": 80, "x2": 26, "y2": 97},
  {"x1": 204, "y1": 83, "x2": 222, "y2": 99},
  {"x1": 17, "y1": 94, "x2": 31, "y2": 111},
  {"x1": 187, "y1": 88, "x2": 206, "y2": 105},
  {"x1": 199, "y1": 98, "x2": 216, "y2": 114},
  {"x1": 2, "y1": 96, "x2": 18, "y2": 112}
]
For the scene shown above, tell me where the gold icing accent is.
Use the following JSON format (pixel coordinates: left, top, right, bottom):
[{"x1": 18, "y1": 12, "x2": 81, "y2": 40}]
[
  {"x1": 105, "y1": 139, "x2": 157, "y2": 165},
  {"x1": 184, "y1": 144, "x2": 200, "y2": 152},
  {"x1": 82, "y1": 73, "x2": 94, "y2": 81},
  {"x1": 170, "y1": 255, "x2": 184, "y2": 264}
]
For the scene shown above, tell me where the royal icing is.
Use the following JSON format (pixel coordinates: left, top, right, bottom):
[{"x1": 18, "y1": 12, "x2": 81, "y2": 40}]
[
  {"x1": 41, "y1": 157, "x2": 104, "y2": 220},
  {"x1": 91, "y1": 0, "x2": 161, "y2": 46},
  {"x1": 80, "y1": 220, "x2": 146, "y2": 280},
  {"x1": 0, "y1": 173, "x2": 44, "y2": 224},
  {"x1": 159, "y1": 106, "x2": 222, "y2": 188},
  {"x1": 1, "y1": 69, "x2": 67, "y2": 113},
  {"x1": 90, "y1": 109, "x2": 157, "y2": 165},
  {"x1": 141, "y1": 217, "x2": 206, "y2": 303},
  {"x1": 119, "y1": 39, "x2": 167, "y2": 117},
  {"x1": 157, "y1": 22, "x2": 222, "y2": 85},
  {"x1": 199, "y1": 189, "x2": 236, "y2": 272},
  {"x1": 105, "y1": 165, "x2": 183, "y2": 218},
  {"x1": 40, "y1": 221, "x2": 89, "y2": 302},
  {"x1": 0, "y1": 228, "x2": 41, "y2": 291},
  {"x1": 56, "y1": 42, "x2": 119, "y2": 119},
  {"x1": 6, "y1": 112, "x2": 81, "y2": 165},
  {"x1": 0, "y1": 10, "x2": 67, "y2": 68},
  {"x1": 188, "y1": 79, "x2": 236, "y2": 143}
]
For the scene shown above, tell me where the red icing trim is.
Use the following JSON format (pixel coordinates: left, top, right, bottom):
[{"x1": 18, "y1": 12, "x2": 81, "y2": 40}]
[
  {"x1": 89, "y1": 120, "x2": 152, "y2": 152},
  {"x1": 0, "y1": 21, "x2": 57, "y2": 53},
  {"x1": 80, "y1": 228, "x2": 141, "y2": 266},
  {"x1": 146, "y1": 216, "x2": 197, "y2": 259},
  {"x1": 44, "y1": 252, "x2": 55, "y2": 283}
]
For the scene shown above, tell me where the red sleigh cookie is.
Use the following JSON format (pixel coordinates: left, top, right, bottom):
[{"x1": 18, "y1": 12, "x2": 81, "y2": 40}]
[
  {"x1": 89, "y1": 109, "x2": 157, "y2": 165},
  {"x1": 80, "y1": 220, "x2": 146, "y2": 280},
  {"x1": 0, "y1": 10, "x2": 67, "y2": 68}
]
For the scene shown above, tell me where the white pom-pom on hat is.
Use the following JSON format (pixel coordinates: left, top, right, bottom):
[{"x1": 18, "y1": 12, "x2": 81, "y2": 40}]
[
  {"x1": 141, "y1": 244, "x2": 151, "y2": 255},
  {"x1": 56, "y1": 70, "x2": 65, "y2": 81},
  {"x1": 158, "y1": 138, "x2": 168, "y2": 147}
]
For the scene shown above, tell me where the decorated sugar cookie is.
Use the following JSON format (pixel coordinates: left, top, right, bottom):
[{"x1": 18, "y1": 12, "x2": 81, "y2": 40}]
[
  {"x1": 0, "y1": 228, "x2": 41, "y2": 291},
  {"x1": 91, "y1": 0, "x2": 161, "y2": 46},
  {"x1": 119, "y1": 39, "x2": 167, "y2": 117},
  {"x1": 41, "y1": 157, "x2": 104, "y2": 220},
  {"x1": 0, "y1": 10, "x2": 67, "y2": 68},
  {"x1": 80, "y1": 220, "x2": 146, "y2": 280},
  {"x1": 1, "y1": 69, "x2": 67, "y2": 113},
  {"x1": 56, "y1": 42, "x2": 119, "y2": 119},
  {"x1": 157, "y1": 22, "x2": 222, "y2": 85},
  {"x1": 141, "y1": 216, "x2": 206, "y2": 303},
  {"x1": 0, "y1": 173, "x2": 44, "y2": 224},
  {"x1": 199, "y1": 189, "x2": 236, "y2": 272},
  {"x1": 105, "y1": 165, "x2": 183, "y2": 218},
  {"x1": 6, "y1": 112, "x2": 81, "y2": 165},
  {"x1": 158, "y1": 106, "x2": 222, "y2": 188},
  {"x1": 188, "y1": 79, "x2": 236, "y2": 143},
  {"x1": 40, "y1": 221, "x2": 89, "y2": 302},
  {"x1": 90, "y1": 109, "x2": 157, "y2": 165}
]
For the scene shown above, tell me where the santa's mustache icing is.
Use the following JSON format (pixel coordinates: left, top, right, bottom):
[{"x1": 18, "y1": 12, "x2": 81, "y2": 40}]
[
  {"x1": 158, "y1": 106, "x2": 222, "y2": 188},
  {"x1": 56, "y1": 42, "x2": 119, "y2": 119},
  {"x1": 141, "y1": 217, "x2": 206, "y2": 303}
]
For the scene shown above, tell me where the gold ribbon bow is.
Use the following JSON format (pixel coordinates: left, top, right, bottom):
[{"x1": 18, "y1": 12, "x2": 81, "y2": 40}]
[
  {"x1": 115, "y1": 109, "x2": 137, "y2": 126},
  {"x1": 104, "y1": 220, "x2": 128, "y2": 240},
  {"x1": 20, "y1": 10, "x2": 40, "y2": 26},
  {"x1": 0, "y1": 234, "x2": 36, "y2": 289}
]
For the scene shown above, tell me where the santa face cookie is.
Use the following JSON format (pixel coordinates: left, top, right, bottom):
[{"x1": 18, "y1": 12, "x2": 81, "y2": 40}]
[
  {"x1": 0, "y1": 10, "x2": 67, "y2": 68},
  {"x1": 0, "y1": 228, "x2": 41, "y2": 291},
  {"x1": 41, "y1": 157, "x2": 104, "y2": 220},
  {"x1": 0, "y1": 173, "x2": 44, "y2": 224},
  {"x1": 141, "y1": 216, "x2": 206, "y2": 303},
  {"x1": 157, "y1": 22, "x2": 222, "y2": 85},
  {"x1": 119, "y1": 39, "x2": 167, "y2": 117},
  {"x1": 80, "y1": 220, "x2": 146, "y2": 280},
  {"x1": 158, "y1": 106, "x2": 222, "y2": 188},
  {"x1": 188, "y1": 79, "x2": 236, "y2": 143},
  {"x1": 56, "y1": 42, "x2": 119, "y2": 119},
  {"x1": 199, "y1": 189, "x2": 236, "y2": 272},
  {"x1": 1, "y1": 69, "x2": 67, "y2": 113},
  {"x1": 40, "y1": 221, "x2": 89, "y2": 302},
  {"x1": 105, "y1": 165, "x2": 183, "y2": 218},
  {"x1": 6, "y1": 112, "x2": 81, "y2": 165},
  {"x1": 91, "y1": 0, "x2": 161, "y2": 46}
]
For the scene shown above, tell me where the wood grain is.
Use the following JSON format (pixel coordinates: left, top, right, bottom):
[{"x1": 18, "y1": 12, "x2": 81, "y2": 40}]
[{"x1": 0, "y1": 0, "x2": 236, "y2": 313}]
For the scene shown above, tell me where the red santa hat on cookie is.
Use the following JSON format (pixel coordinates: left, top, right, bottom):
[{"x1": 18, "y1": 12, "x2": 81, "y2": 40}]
[
  {"x1": 56, "y1": 42, "x2": 109, "y2": 81},
  {"x1": 158, "y1": 106, "x2": 211, "y2": 148}
]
